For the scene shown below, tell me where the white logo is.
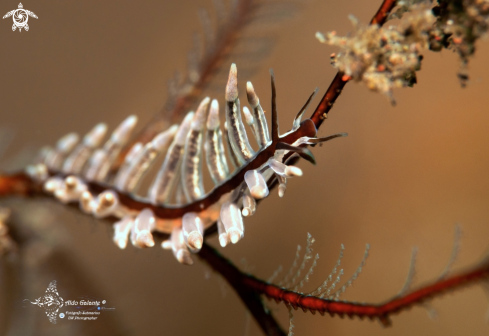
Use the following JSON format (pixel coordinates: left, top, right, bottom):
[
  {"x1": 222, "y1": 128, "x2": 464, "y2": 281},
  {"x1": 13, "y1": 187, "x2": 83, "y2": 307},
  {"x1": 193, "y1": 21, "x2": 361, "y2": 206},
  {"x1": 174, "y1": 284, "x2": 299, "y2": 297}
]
[
  {"x1": 3, "y1": 3, "x2": 38, "y2": 32},
  {"x1": 23, "y1": 281, "x2": 64, "y2": 324}
]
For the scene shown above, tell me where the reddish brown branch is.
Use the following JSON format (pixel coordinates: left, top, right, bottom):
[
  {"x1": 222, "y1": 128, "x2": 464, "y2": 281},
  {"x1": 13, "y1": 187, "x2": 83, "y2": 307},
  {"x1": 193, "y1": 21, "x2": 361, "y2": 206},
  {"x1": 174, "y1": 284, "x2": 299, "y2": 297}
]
[
  {"x1": 370, "y1": 0, "x2": 398, "y2": 25},
  {"x1": 202, "y1": 241, "x2": 489, "y2": 327},
  {"x1": 0, "y1": 172, "x2": 36, "y2": 198},
  {"x1": 198, "y1": 243, "x2": 287, "y2": 336},
  {"x1": 310, "y1": 0, "x2": 397, "y2": 130}
]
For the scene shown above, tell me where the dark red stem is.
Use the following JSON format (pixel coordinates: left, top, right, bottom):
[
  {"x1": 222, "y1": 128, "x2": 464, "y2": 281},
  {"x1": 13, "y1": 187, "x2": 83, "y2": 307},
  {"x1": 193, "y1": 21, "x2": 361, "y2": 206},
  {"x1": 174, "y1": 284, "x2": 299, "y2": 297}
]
[
  {"x1": 198, "y1": 243, "x2": 287, "y2": 336},
  {"x1": 207, "y1": 243, "x2": 489, "y2": 327},
  {"x1": 309, "y1": 0, "x2": 398, "y2": 129}
]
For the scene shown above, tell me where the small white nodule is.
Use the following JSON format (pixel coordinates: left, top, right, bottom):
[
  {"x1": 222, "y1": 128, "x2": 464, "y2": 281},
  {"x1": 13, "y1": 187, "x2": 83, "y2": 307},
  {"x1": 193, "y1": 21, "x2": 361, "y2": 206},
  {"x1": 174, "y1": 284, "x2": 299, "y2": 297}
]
[
  {"x1": 278, "y1": 183, "x2": 287, "y2": 198},
  {"x1": 242, "y1": 208, "x2": 250, "y2": 217},
  {"x1": 285, "y1": 165, "x2": 303, "y2": 177},
  {"x1": 133, "y1": 208, "x2": 156, "y2": 248},
  {"x1": 217, "y1": 218, "x2": 229, "y2": 248},
  {"x1": 161, "y1": 240, "x2": 172, "y2": 250},
  {"x1": 241, "y1": 194, "x2": 256, "y2": 217},
  {"x1": 54, "y1": 176, "x2": 87, "y2": 203},
  {"x1": 182, "y1": 212, "x2": 204, "y2": 251},
  {"x1": 171, "y1": 227, "x2": 193, "y2": 265},
  {"x1": 79, "y1": 191, "x2": 94, "y2": 213},
  {"x1": 242, "y1": 106, "x2": 254, "y2": 126},
  {"x1": 43, "y1": 177, "x2": 63, "y2": 194},
  {"x1": 246, "y1": 81, "x2": 259, "y2": 108},
  {"x1": 113, "y1": 216, "x2": 134, "y2": 250},
  {"x1": 228, "y1": 229, "x2": 241, "y2": 244},
  {"x1": 244, "y1": 170, "x2": 269, "y2": 199},
  {"x1": 93, "y1": 190, "x2": 119, "y2": 218},
  {"x1": 220, "y1": 202, "x2": 244, "y2": 244},
  {"x1": 225, "y1": 64, "x2": 238, "y2": 102},
  {"x1": 268, "y1": 158, "x2": 286, "y2": 176}
]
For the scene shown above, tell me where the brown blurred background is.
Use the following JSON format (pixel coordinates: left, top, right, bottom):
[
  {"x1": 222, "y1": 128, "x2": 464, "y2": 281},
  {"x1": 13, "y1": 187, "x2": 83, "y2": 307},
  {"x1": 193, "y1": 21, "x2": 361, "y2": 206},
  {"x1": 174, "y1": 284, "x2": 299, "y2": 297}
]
[{"x1": 1, "y1": 0, "x2": 489, "y2": 335}]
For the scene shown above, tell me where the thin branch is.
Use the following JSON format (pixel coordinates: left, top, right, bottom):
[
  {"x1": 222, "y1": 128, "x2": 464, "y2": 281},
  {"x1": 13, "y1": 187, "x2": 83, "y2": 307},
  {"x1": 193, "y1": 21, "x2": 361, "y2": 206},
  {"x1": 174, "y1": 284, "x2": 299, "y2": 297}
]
[
  {"x1": 242, "y1": 256, "x2": 489, "y2": 327},
  {"x1": 198, "y1": 243, "x2": 287, "y2": 336},
  {"x1": 0, "y1": 172, "x2": 36, "y2": 197},
  {"x1": 309, "y1": 0, "x2": 397, "y2": 129}
]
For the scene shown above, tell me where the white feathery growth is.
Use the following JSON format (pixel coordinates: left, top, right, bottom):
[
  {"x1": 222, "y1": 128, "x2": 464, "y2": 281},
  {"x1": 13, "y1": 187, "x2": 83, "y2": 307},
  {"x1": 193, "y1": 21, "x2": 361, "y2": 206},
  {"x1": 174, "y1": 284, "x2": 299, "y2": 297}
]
[
  {"x1": 287, "y1": 305, "x2": 295, "y2": 336},
  {"x1": 283, "y1": 233, "x2": 315, "y2": 289},
  {"x1": 267, "y1": 265, "x2": 283, "y2": 283},
  {"x1": 321, "y1": 269, "x2": 344, "y2": 299},
  {"x1": 438, "y1": 225, "x2": 462, "y2": 280},
  {"x1": 422, "y1": 302, "x2": 439, "y2": 320},
  {"x1": 291, "y1": 253, "x2": 319, "y2": 293},
  {"x1": 277, "y1": 245, "x2": 302, "y2": 287},
  {"x1": 397, "y1": 246, "x2": 419, "y2": 297},
  {"x1": 333, "y1": 244, "x2": 370, "y2": 300},
  {"x1": 308, "y1": 244, "x2": 344, "y2": 296}
]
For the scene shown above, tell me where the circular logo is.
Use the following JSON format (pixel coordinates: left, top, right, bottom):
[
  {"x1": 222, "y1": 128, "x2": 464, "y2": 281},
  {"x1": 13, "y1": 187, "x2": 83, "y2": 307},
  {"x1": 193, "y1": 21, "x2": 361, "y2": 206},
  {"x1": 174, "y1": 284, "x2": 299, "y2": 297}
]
[
  {"x1": 59, "y1": 313, "x2": 65, "y2": 318},
  {"x1": 13, "y1": 9, "x2": 27, "y2": 24},
  {"x1": 102, "y1": 300, "x2": 106, "y2": 304}
]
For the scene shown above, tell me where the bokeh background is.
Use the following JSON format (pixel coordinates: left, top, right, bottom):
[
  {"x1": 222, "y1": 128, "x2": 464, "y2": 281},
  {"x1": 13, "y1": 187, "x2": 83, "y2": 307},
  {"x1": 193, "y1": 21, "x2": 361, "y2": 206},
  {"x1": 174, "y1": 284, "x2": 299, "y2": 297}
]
[{"x1": 1, "y1": 0, "x2": 489, "y2": 335}]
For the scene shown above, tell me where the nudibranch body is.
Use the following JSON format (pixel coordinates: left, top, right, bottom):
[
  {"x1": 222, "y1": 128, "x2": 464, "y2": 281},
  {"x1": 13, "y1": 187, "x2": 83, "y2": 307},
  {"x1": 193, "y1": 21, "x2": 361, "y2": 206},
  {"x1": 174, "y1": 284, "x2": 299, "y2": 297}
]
[{"x1": 26, "y1": 64, "x2": 346, "y2": 265}]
